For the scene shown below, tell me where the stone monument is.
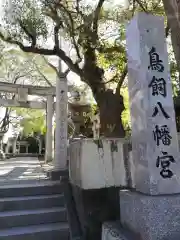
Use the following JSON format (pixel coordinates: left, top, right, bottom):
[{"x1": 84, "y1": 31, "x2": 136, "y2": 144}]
[
  {"x1": 117, "y1": 13, "x2": 180, "y2": 240},
  {"x1": 127, "y1": 13, "x2": 180, "y2": 195}
]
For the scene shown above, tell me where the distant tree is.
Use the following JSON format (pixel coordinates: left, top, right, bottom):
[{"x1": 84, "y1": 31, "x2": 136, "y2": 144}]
[
  {"x1": 15, "y1": 108, "x2": 46, "y2": 136},
  {"x1": 0, "y1": 0, "x2": 134, "y2": 137},
  {"x1": 0, "y1": 41, "x2": 56, "y2": 135}
]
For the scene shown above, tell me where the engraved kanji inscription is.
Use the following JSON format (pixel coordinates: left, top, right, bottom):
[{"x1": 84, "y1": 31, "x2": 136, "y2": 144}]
[
  {"x1": 149, "y1": 76, "x2": 166, "y2": 97},
  {"x1": 152, "y1": 102, "x2": 170, "y2": 119},
  {"x1": 153, "y1": 125, "x2": 172, "y2": 146},
  {"x1": 156, "y1": 152, "x2": 175, "y2": 178},
  {"x1": 148, "y1": 46, "x2": 164, "y2": 72}
]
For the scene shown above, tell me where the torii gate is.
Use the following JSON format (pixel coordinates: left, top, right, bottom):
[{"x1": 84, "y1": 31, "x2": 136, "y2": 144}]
[{"x1": 0, "y1": 81, "x2": 71, "y2": 163}]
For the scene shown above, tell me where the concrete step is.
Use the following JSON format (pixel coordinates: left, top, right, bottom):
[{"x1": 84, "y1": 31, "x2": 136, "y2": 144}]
[
  {"x1": 0, "y1": 194, "x2": 65, "y2": 211},
  {"x1": 0, "y1": 222, "x2": 69, "y2": 240},
  {"x1": 0, "y1": 181, "x2": 62, "y2": 198},
  {"x1": 0, "y1": 207, "x2": 67, "y2": 229},
  {"x1": 0, "y1": 179, "x2": 49, "y2": 186}
]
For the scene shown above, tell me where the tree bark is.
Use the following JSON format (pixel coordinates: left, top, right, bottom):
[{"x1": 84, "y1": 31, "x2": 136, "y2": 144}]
[
  {"x1": 82, "y1": 46, "x2": 125, "y2": 138},
  {"x1": 163, "y1": 0, "x2": 180, "y2": 76},
  {"x1": 85, "y1": 74, "x2": 125, "y2": 137},
  {"x1": 96, "y1": 90, "x2": 125, "y2": 138}
]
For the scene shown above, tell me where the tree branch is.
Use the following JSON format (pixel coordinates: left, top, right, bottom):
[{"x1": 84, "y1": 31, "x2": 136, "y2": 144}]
[
  {"x1": 56, "y1": 48, "x2": 83, "y2": 76},
  {"x1": 33, "y1": 61, "x2": 53, "y2": 87},
  {"x1": 153, "y1": 0, "x2": 161, "y2": 10},
  {"x1": 165, "y1": 22, "x2": 170, "y2": 38},
  {"x1": 134, "y1": 0, "x2": 148, "y2": 12},
  {"x1": 64, "y1": 68, "x2": 70, "y2": 76},
  {"x1": 115, "y1": 65, "x2": 128, "y2": 95},
  {"x1": 97, "y1": 45, "x2": 125, "y2": 54},
  {"x1": 56, "y1": 2, "x2": 82, "y2": 61},
  {"x1": 75, "y1": 0, "x2": 84, "y2": 18},
  {"x1": 0, "y1": 107, "x2": 10, "y2": 133},
  {"x1": 42, "y1": 56, "x2": 60, "y2": 78},
  {"x1": 0, "y1": 32, "x2": 83, "y2": 77},
  {"x1": 54, "y1": 24, "x2": 60, "y2": 49},
  {"x1": 93, "y1": 0, "x2": 105, "y2": 34},
  {"x1": 102, "y1": 73, "x2": 119, "y2": 85},
  {"x1": 12, "y1": 74, "x2": 28, "y2": 85},
  {"x1": 132, "y1": 0, "x2": 136, "y2": 16},
  {"x1": 45, "y1": 4, "x2": 62, "y2": 24},
  {"x1": 42, "y1": 56, "x2": 70, "y2": 78},
  {"x1": 18, "y1": 20, "x2": 36, "y2": 47},
  {"x1": 0, "y1": 32, "x2": 55, "y2": 55}
]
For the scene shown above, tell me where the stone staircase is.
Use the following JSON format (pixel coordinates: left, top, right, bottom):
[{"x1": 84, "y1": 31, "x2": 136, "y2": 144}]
[{"x1": 0, "y1": 181, "x2": 69, "y2": 240}]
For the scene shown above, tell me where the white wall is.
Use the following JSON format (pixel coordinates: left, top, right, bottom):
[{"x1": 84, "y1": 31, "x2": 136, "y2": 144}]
[{"x1": 69, "y1": 138, "x2": 127, "y2": 189}]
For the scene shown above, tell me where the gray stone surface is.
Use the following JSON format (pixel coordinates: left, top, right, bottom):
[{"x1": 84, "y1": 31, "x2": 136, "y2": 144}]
[
  {"x1": 120, "y1": 190, "x2": 180, "y2": 240},
  {"x1": 102, "y1": 222, "x2": 138, "y2": 240},
  {"x1": 0, "y1": 207, "x2": 67, "y2": 229},
  {"x1": 0, "y1": 157, "x2": 70, "y2": 240},
  {"x1": 69, "y1": 139, "x2": 127, "y2": 189},
  {"x1": 0, "y1": 181, "x2": 63, "y2": 198},
  {"x1": 126, "y1": 13, "x2": 180, "y2": 195},
  {"x1": 0, "y1": 157, "x2": 48, "y2": 184},
  {"x1": 72, "y1": 185, "x2": 120, "y2": 240},
  {"x1": 0, "y1": 222, "x2": 69, "y2": 240}
]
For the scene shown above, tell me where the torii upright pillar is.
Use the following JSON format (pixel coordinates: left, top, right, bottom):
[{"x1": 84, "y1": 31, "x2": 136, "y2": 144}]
[
  {"x1": 45, "y1": 95, "x2": 54, "y2": 162},
  {"x1": 54, "y1": 59, "x2": 68, "y2": 170},
  {"x1": 49, "y1": 59, "x2": 68, "y2": 180}
]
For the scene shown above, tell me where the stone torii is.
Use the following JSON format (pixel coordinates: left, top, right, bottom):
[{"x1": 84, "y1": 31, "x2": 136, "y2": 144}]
[{"x1": 0, "y1": 81, "x2": 72, "y2": 164}]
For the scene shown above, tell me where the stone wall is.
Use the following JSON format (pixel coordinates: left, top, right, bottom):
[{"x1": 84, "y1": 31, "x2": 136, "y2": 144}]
[
  {"x1": 69, "y1": 138, "x2": 126, "y2": 239},
  {"x1": 69, "y1": 136, "x2": 180, "y2": 239},
  {"x1": 69, "y1": 138, "x2": 128, "y2": 189},
  {"x1": 69, "y1": 135, "x2": 180, "y2": 191}
]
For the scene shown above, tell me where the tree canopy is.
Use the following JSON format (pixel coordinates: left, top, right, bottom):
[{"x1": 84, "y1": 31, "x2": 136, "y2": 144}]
[
  {"x1": 0, "y1": 40, "x2": 57, "y2": 135},
  {"x1": 15, "y1": 108, "x2": 46, "y2": 136},
  {"x1": 0, "y1": 0, "x2": 179, "y2": 137}
]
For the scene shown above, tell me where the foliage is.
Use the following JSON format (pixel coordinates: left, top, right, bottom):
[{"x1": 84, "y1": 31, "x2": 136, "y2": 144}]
[
  {"x1": 0, "y1": 0, "x2": 179, "y2": 137},
  {"x1": 0, "y1": 0, "x2": 131, "y2": 92},
  {"x1": 15, "y1": 108, "x2": 46, "y2": 136},
  {"x1": 0, "y1": 42, "x2": 57, "y2": 86},
  {"x1": 120, "y1": 86, "x2": 130, "y2": 135},
  {"x1": 0, "y1": 40, "x2": 58, "y2": 135},
  {"x1": 0, "y1": 39, "x2": 92, "y2": 137}
]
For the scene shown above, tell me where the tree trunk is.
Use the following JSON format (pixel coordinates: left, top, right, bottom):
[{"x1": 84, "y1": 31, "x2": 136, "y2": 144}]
[
  {"x1": 163, "y1": 0, "x2": 180, "y2": 75},
  {"x1": 83, "y1": 47, "x2": 125, "y2": 138},
  {"x1": 95, "y1": 89, "x2": 125, "y2": 138}
]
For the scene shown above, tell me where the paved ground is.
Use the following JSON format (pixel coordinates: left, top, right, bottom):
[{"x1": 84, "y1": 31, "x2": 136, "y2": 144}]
[{"x1": 0, "y1": 157, "x2": 48, "y2": 185}]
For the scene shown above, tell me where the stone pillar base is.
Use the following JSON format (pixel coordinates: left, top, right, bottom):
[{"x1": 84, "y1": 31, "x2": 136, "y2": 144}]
[
  {"x1": 71, "y1": 185, "x2": 120, "y2": 240},
  {"x1": 47, "y1": 169, "x2": 68, "y2": 180},
  {"x1": 45, "y1": 156, "x2": 53, "y2": 163},
  {"x1": 102, "y1": 221, "x2": 138, "y2": 240},
  {"x1": 120, "y1": 190, "x2": 180, "y2": 240}
]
